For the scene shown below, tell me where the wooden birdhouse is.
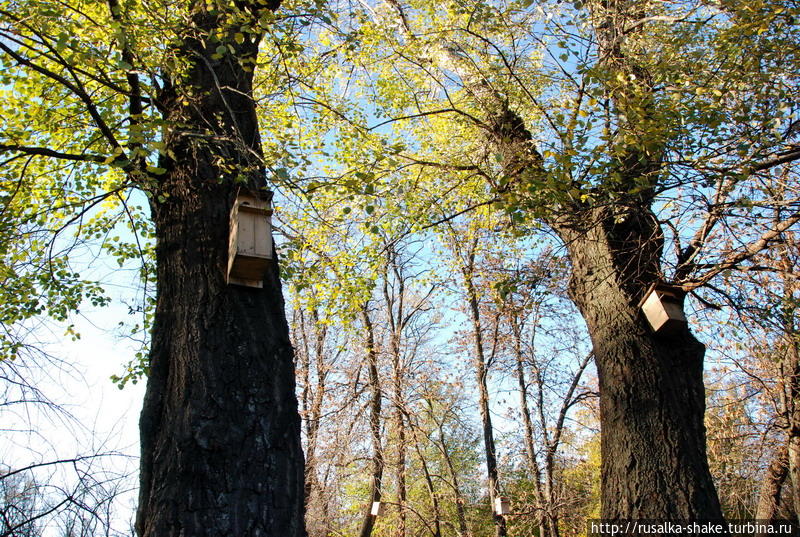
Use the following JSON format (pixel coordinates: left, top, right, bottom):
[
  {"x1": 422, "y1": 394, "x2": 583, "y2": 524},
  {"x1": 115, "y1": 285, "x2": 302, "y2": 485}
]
[
  {"x1": 639, "y1": 283, "x2": 687, "y2": 334},
  {"x1": 370, "y1": 501, "x2": 385, "y2": 517},
  {"x1": 227, "y1": 190, "x2": 273, "y2": 288},
  {"x1": 494, "y1": 496, "x2": 510, "y2": 516}
]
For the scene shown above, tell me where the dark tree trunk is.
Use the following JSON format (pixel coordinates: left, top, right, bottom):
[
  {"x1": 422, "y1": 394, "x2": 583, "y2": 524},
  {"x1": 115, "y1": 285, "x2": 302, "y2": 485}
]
[
  {"x1": 136, "y1": 5, "x2": 305, "y2": 536},
  {"x1": 409, "y1": 419, "x2": 443, "y2": 537},
  {"x1": 137, "y1": 185, "x2": 304, "y2": 537},
  {"x1": 359, "y1": 307, "x2": 384, "y2": 537},
  {"x1": 778, "y1": 258, "x2": 800, "y2": 525},
  {"x1": 511, "y1": 317, "x2": 555, "y2": 537},
  {"x1": 787, "y1": 383, "x2": 800, "y2": 525},
  {"x1": 555, "y1": 208, "x2": 723, "y2": 521},
  {"x1": 431, "y1": 404, "x2": 471, "y2": 537},
  {"x1": 755, "y1": 443, "x2": 789, "y2": 527},
  {"x1": 460, "y1": 245, "x2": 507, "y2": 537},
  {"x1": 296, "y1": 307, "x2": 328, "y2": 536}
]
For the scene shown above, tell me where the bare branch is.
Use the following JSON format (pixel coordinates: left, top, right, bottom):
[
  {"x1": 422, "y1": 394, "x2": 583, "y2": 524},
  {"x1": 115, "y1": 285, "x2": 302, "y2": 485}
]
[
  {"x1": 750, "y1": 145, "x2": 800, "y2": 173},
  {"x1": 681, "y1": 211, "x2": 800, "y2": 291},
  {"x1": 0, "y1": 144, "x2": 107, "y2": 163}
]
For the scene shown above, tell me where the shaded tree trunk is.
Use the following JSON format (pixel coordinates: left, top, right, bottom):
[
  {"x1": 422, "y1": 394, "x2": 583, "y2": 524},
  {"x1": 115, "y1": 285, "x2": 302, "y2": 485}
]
[
  {"x1": 295, "y1": 306, "x2": 329, "y2": 536},
  {"x1": 409, "y1": 418, "x2": 443, "y2": 537},
  {"x1": 459, "y1": 241, "x2": 507, "y2": 537},
  {"x1": 511, "y1": 316, "x2": 556, "y2": 537},
  {"x1": 359, "y1": 307, "x2": 384, "y2": 537},
  {"x1": 135, "y1": 5, "x2": 305, "y2": 536},
  {"x1": 430, "y1": 404, "x2": 471, "y2": 537},
  {"x1": 778, "y1": 246, "x2": 800, "y2": 525},
  {"x1": 555, "y1": 208, "x2": 723, "y2": 521},
  {"x1": 510, "y1": 314, "x2": 552, "y2": 537},
  {"x1": 784, "y1": 345, "x2": 800, "y2": 526},
  {"x1": 137, "y1": 139, "x2": 305, "y2": 537},
  {"x1": 756, "y1": 443, "x2": 789, "y2": 528}
]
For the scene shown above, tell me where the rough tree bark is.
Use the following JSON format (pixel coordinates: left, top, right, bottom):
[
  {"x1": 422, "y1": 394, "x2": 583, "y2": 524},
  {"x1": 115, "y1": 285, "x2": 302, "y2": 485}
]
[
  {"x1": 555, "y1": 208, "x2": 722, "y2": 520},
  {"x1": 777, "y1": 244, "x2": 800, "y2": 525},
  {"x1": 135, "y1": 3, "x2": 305, "y2": 536},
  {"x1": 755, "y1": 444, "x2": 789, "y2": 528}
]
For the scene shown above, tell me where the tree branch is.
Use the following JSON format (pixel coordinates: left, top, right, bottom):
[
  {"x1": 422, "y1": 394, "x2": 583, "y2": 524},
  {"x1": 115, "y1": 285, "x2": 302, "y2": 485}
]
[
  {"x1": 750, "y1": 145, "x2": 800, "y2": 173},
  {"x1": 548, "y1": 350, "x2": 593, "y2": 459},
  {"x1": 0, "y1": 40, "x2": 124, "y2": 153},
  {"x1": 107, "y1": 0, "x2": 143, "y2": 145},
  {"x1": 676, "y1": 145, "x2": 800, "y2": 279},
  {"x1": 680, "y1": 211, "x2": 800, "y2": 291},
  {"x1": 0, "y1": 144, "x2": 107, "y2": 163}
]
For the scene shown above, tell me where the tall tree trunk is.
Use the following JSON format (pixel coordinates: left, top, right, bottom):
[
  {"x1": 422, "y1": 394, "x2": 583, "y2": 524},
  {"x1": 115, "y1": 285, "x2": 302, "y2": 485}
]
[
  {"x1": 511, "y1": 316, "x2": 553, "y2": 537},
  {"x1": 391, "y1": 337, "x2": 407, "y2": 537},
  {"x1": 384, "y1": 245, "x2": 408, "y2": 537},
  {"x1": 555, "y1": 208, "x2": 723, "y2": 521},
  {"x1": 432, "y1": 408, "x2": 471, "y2": 537},
  {"x1": 297, "y1": 307, "x2": 328, "y2": 536},
  {"x1": 460, "y1": 248, "x2": 507, "y2": 537},
  {"x1": 135, "y1": 5, "x2": 305, "y2": 536},
  {"x1": 308, "y1": 308, "x2": 327, "y2": 498},
  {"x1": 395, "y1": 403, "x2": 407, "y2": 537},
  {"x1": 138, "y1": 190, "x2": 305, "y2": 536},
  {"x1": 755, "y1": 443, "x2": 789, "y2": 528},
  {"x1": 359, "y1": 307, "x2": 384, "y2": 537},
  {"x1": 409, "y1": 419, "x2": 443, "y2": 537},
  {"x1": 535, "y1": 361, "x2": 560, "y2": 537},
  {"x1": 777, "y1": 244, "x2": 800, "y2": 525}
]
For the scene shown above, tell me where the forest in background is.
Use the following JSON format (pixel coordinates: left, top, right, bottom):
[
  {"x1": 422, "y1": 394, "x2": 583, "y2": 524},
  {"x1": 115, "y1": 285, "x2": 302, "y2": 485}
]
[
  {"x1": 280, "y1": 194, "x2": 799, "y2": 536},
  {"x1": 1, "y1": 0, "x2": 798, "y2": 535}
]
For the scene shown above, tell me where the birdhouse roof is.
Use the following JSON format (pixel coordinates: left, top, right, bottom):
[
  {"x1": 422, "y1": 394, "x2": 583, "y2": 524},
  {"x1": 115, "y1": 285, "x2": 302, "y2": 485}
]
[
  {"x1": 237, "y1": 187, "x2": 273, "y2": 202},
  {"x1": 637, "y1": 282, "x2": 687, "y2": 309}
]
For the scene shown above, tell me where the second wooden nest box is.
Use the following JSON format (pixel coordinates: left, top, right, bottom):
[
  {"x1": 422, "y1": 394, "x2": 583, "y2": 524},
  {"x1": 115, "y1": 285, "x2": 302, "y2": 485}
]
[
  {"x1": 639, "y1": 283, "x2": 687, "y2": 334},
  {"x1": 370, "y1": 501, "x2": 385, "y2": 517},
  {"x1": 227, "y1": 190, "x2": 273, "y2": 288},
  {"x1": 494, "y1": 497, "x2": 510, "y2": 516}
]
